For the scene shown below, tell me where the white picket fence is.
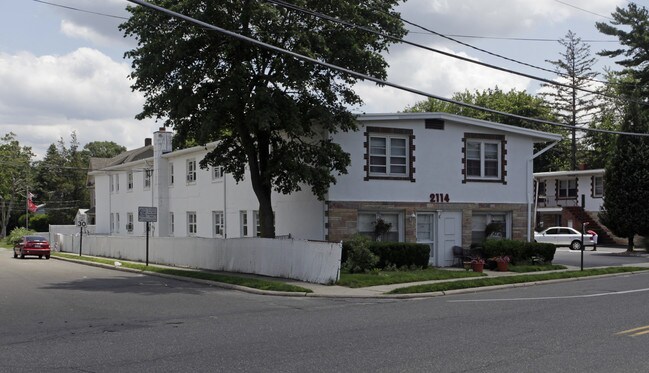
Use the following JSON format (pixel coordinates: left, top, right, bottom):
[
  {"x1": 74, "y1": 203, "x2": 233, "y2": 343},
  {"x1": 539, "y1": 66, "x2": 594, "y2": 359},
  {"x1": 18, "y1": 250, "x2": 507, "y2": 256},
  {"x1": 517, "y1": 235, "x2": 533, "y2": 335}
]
[{"x1": 50, "y1": 230, "x2": 341, "y2": 284}]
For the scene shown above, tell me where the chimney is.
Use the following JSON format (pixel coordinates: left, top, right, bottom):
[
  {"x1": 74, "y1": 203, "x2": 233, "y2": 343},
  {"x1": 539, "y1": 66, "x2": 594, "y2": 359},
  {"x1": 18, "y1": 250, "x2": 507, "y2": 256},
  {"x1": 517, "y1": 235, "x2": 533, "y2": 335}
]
[{"x1": 145, "y1": 138, "x2": 152, "y2": 146}]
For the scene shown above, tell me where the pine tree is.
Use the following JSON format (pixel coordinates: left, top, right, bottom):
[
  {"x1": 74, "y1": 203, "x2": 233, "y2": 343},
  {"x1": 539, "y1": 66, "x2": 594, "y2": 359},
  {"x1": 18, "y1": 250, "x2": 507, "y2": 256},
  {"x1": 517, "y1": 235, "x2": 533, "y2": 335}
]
[{"x1": 539, "y1": 30, "x2": 600, "y2": 170}]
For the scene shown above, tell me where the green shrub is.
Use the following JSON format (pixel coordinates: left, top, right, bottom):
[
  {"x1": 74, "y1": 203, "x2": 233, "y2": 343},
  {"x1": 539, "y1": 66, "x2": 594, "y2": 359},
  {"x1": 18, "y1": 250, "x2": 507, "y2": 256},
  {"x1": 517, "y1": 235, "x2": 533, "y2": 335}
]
[
  {"x1": 368, "y1": 242, "x2": 429, "y2": 269},
  {"x1": 6, "y1": 227, "x2": 35, "y2": 246},
  {"x1": 483, "y1": 239, "x2": 555, "y2": 264},
  {"x1": 342, "y1": 235, "x2": 378, "y2": 273}
]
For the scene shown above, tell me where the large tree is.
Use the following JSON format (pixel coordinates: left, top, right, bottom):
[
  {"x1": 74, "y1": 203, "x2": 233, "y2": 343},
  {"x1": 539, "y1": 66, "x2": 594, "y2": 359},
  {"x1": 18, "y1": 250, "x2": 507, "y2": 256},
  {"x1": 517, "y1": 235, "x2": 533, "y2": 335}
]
[
  {"x1": 404, "y1": 87, "x2": 569, "y2": 172},
  {"x1": 34, "y1": 133, "x2": 90, "y2": 225},
  {"x1": 596, "y1": 3, "x2": 649, "y2": 250},
  {"x1": 120, "y1": 0, "x2": 406, "y2": 238},
  {"x1": 0, "y1": 133, "x2": 34, "y2": 237},
  {"x1": 82, "y1": 141, "x2": 126, "y2": 159},
  {"x1": 539, "y1": 30, "x2": 600, "y2": 170}
]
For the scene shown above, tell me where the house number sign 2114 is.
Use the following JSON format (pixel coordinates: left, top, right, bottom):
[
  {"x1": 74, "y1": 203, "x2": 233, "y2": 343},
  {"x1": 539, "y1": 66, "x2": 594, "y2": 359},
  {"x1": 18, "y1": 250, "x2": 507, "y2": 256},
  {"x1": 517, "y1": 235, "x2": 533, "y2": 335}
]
[{"x1": 429, "y1": 193, "x2": 450, "y2": 203}]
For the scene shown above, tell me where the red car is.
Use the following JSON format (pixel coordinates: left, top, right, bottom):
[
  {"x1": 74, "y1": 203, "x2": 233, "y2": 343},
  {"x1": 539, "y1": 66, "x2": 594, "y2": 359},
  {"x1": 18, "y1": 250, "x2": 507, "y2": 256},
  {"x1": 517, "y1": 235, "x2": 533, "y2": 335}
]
[{"x1": 13, "y1": 235, "x2": 51, "y2": 259}]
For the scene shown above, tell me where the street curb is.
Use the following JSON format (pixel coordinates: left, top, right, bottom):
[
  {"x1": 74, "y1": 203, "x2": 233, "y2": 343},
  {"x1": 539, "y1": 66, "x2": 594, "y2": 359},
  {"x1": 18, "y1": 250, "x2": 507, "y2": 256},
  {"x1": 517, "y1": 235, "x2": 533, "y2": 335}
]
[{"x1": 51, "y1": 255, "x2": 649, "y2": 299}]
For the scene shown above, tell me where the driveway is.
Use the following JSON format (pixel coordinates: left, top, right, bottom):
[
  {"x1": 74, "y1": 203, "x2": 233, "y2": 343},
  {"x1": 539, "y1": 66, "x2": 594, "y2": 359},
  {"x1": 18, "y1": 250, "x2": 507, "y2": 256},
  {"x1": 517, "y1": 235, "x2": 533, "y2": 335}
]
[{"x1": 552, "y1": 245, "x2": 649, "y2": 268}]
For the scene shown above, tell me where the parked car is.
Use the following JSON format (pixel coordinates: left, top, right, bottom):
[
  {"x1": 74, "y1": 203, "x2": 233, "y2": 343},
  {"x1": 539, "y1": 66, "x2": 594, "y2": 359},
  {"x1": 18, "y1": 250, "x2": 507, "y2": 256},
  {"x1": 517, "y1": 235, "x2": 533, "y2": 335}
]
[
  {"x1": 13, "y1": 235, "x2": 51, "y2": 259},
  {"x1": 534, "y1": 227, "x2": 597, "y2": 250}
]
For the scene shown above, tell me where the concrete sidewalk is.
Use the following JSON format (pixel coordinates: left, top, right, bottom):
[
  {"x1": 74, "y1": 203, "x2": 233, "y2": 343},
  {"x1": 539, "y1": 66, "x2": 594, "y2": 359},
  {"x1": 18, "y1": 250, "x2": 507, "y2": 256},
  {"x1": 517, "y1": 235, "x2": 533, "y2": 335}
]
[{"x1": 51, "y1": 251, "x2": 649, "y2": 299}]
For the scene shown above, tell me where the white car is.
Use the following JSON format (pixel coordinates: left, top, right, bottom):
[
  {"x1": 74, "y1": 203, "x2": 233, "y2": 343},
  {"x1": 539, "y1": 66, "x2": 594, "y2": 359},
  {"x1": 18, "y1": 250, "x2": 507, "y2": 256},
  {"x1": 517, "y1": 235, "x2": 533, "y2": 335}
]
[{"x1": 534, "y1": 226, "x2": 597, "y2": 250}]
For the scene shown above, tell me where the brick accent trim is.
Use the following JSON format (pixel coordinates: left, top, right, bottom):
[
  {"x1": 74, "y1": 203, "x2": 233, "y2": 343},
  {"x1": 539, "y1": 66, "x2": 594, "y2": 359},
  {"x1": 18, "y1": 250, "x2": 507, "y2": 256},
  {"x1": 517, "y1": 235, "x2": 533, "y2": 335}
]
[{"x1": 364, "y1": 127, "x2": 415, "y2": 182}]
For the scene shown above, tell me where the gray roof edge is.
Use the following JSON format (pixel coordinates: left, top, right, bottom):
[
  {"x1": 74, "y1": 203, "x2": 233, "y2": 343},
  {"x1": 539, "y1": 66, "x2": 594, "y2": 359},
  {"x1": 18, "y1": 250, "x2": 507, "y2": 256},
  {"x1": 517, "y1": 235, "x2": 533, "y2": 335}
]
[{"x1": 355, "y1": 112, "x2": 563, "y2": 141}]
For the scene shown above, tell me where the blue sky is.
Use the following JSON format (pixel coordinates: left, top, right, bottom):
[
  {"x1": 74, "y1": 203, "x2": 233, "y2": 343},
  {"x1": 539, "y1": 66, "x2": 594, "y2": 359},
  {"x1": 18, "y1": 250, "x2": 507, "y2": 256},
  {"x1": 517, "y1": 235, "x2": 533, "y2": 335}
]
[{"x1": 0, "y1": 0, "x2": 636, "y2": 158}]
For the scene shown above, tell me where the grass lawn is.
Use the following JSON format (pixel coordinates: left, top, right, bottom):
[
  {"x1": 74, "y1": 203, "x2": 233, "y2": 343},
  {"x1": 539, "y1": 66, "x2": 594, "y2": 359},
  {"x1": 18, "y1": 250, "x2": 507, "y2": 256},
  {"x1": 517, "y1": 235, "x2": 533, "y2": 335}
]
[
  {"x1": 388, "y1": 267, "x2": 649, "y2": 294},
  {"x1": 337, "y1": 264, "x2": 567, "y2": 288},
  {"x1": 52, "y1": 252, "x2": 313, "y2": 293},
  {"x1": 337, "y1": 268, "x2": 485, "y2": 288}
]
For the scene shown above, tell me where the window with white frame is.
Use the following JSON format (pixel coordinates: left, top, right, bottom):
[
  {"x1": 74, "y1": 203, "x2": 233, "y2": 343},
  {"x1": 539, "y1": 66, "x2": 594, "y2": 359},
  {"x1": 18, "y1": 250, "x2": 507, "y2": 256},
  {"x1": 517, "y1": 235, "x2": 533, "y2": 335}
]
[
  {"x1": 593, "y1": 176, "x2": 604, "y2": 197},
  {"x1": 169, "y1": 162, "x2": 174, "y2": 186},
  {"x1": 365, "y1": 127, "x2": 414, "y2": 181},
  {"x1": 240, "y1": 211, "x2": 248, "y2": 237},
  {"x1": 169, "y1": 212, "x2": 174, "y2": 236},
  {"x1": 464, "y1": 136, "x2": 503, "y2": 181},
  {"x1": 110, "y1": 176, "x2": 114, "y2": 192},
  {"x1": 116, "y1": 213, "x2": 120, "y2": 233},
  {"x1": 186, "y1": 159, "x2": 197, "y2": 183},
  {"x1": 127, "y1": 171, "x2": 134, "y2": 190},
  {"x1": 213, "y1": 211, "x2": 224, "y2": 237},
  {"x1": 253, "y1": 211, "x2": 260, "y2": 237},
  {"x1": 471, "y1": 212, "x2": 511, "y2": 244},
  {"x1": 115, "y1": 174, "x2": 120, "y2": 192},
  {"x1": 144, "y1": 169, "x2": 152, "y2": 190},
  {"x1": 212, "y1": 166, "x2": 224, "y2": 181},
  {"x1": 558, "y1": 179, "x2": 577, "y2": 198},
  {"x1": 187, "y1": 211, "x2": 197, "y2": 236},
  {"x1": 110, "y1": 213, "x2": 114, "y2": 233},
  {"x1": 126, "y1": 213, "x2": 134, "y2": 233},
  {"x1": 357, "y1": 212, "x2": 400, "y2": 242}
]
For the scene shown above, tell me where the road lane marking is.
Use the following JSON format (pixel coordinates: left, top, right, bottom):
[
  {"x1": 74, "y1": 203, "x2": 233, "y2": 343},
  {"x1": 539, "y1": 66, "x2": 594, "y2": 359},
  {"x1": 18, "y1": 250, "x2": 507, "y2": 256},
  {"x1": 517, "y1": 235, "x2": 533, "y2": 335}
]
[
  {"x1": 617, "y1": 325, "x2": 649, "y2": 337},
  {"x1": 448, "y1": 287, "x2": 649, "y2": 303}
]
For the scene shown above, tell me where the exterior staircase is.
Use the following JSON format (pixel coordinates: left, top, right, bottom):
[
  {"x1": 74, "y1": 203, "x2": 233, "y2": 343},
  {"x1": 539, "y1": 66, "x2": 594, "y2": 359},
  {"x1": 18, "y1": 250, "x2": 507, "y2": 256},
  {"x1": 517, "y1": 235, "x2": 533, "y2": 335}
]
[{"x1": 564, "y1": 206, "x2": 617, "y2": 245}]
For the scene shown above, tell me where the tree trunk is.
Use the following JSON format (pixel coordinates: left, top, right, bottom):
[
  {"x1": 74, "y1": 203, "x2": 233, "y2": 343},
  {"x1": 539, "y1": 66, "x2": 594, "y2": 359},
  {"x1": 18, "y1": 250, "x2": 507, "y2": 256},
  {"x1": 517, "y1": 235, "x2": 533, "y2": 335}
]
[{"x1": 627, "y1": 233, "x2": 635, "y2": 252}]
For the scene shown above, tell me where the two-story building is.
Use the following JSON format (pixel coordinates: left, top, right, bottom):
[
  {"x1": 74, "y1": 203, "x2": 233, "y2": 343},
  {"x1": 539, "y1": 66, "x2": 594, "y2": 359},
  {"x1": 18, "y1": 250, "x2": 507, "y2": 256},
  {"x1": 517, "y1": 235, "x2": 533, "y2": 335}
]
[
  {"x1": 89, "y1": 112, "x2": 561, "y2": 266},
  {"x1": 533, "y1": 168, "x2": 616, "y2": 243}
]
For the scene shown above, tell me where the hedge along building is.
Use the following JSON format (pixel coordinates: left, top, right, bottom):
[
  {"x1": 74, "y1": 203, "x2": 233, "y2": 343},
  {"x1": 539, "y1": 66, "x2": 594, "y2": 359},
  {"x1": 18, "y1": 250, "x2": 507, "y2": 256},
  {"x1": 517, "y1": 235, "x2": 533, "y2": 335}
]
[{"x1": 88, "y1": 113, "x2": 561, "y2": 267}]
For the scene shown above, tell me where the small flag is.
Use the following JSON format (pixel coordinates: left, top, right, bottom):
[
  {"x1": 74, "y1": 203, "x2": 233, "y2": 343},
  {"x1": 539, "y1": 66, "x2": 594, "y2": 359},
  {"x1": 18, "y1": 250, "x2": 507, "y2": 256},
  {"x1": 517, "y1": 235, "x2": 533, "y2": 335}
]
[{"x1": 27, "y1": 199, "x2": 38, "y2": 213}]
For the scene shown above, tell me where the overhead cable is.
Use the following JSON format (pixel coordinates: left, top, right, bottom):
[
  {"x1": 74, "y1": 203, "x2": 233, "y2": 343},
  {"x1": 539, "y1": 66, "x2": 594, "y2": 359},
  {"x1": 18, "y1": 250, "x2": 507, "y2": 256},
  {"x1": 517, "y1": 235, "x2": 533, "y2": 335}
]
[{"x1": 124, "y1": 0, "x2": 649, "y2": 137}]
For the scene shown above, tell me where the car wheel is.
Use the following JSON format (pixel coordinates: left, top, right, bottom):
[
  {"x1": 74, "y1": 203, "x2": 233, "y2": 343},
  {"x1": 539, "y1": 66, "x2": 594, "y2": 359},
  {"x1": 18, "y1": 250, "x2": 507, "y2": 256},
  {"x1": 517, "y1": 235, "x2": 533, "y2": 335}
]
[
  {"x1": 13, "y1": 250, "x2": 17, "y2": 258},
  {"x1": 39, "y1": 255, "x2": 42, "y2": 259},
  {"x1": 570, "y1": 240, "x2": 583, "y2": 251},
  {"x1": 20, "y1": 252, "x2": 25, "y2": 259}
]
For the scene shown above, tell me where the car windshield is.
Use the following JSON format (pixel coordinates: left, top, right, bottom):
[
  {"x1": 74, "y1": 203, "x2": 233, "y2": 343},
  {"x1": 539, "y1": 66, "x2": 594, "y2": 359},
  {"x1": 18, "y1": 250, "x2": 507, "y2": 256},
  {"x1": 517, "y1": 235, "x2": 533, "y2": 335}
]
[{"x1": 25, "y1": 236, "x2": 47, "y2": 242}]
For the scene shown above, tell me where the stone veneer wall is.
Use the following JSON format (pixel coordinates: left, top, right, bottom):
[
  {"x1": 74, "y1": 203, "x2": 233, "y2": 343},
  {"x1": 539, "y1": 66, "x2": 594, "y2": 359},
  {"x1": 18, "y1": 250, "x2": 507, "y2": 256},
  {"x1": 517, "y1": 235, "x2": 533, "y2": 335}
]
[{"x1": 327, "y1": 201, "x2": 529, "y2": 248}]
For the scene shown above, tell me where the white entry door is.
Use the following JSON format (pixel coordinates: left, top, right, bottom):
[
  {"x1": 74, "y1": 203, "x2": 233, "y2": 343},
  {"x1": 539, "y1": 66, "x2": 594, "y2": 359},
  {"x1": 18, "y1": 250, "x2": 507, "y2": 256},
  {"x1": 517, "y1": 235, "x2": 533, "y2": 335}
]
[
  {"x1": 416, "y1": 213, "x2": 436, "y2": 266},
  {"x1": 439, "y1": 211, "x2": 462, "y2": 267}
]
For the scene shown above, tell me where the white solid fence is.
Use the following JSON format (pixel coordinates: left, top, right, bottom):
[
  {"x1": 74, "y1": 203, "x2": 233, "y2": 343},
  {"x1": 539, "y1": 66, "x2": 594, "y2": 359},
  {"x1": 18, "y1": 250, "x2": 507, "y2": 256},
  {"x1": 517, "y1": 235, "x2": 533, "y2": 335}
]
[{"x1": 52, "y1": 231, "x2": 342, "y2": 284}]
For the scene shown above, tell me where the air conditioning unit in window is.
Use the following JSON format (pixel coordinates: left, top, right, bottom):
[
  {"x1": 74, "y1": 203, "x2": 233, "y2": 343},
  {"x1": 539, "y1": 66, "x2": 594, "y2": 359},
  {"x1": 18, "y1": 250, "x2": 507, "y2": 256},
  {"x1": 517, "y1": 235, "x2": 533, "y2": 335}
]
[{"x1": 126, "y1": 223, "x2": 133, "y2": 232}]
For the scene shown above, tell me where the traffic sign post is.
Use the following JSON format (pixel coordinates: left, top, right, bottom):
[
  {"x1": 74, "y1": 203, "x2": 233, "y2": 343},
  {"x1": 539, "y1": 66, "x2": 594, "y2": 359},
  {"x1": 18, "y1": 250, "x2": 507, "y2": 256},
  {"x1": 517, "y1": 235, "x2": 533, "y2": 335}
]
[
  {"x1": 77, "y1": 220, "x2": 87, "y2": 257},
  {"x1": 138, "y1": 207, "x2": 157, "y2": 266}
]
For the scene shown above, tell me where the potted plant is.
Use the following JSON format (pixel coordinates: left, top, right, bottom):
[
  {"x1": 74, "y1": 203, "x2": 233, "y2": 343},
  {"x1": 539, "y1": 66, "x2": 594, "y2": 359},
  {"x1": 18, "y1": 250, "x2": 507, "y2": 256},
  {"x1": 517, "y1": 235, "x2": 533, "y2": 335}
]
[
  {"x1": 471, "y1": 258, "x2": 485, "y2": 273},
  {"x1": 491, "y1": 255, "x2": 511, "y2": 272},
  {"x1": 372, "y1": 218, "x2": 392, "y2": 241}
]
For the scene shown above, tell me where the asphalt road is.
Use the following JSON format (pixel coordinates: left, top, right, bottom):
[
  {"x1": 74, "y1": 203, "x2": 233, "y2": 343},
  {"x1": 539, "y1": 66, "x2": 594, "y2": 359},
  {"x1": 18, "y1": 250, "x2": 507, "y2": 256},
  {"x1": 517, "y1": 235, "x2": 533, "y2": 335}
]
[
  {"x1": 2, "y1": 248, "x2": 649, "y2": 372},
  {"x1": 552, "y1": 245, "x2": 649, "y2": 268}
]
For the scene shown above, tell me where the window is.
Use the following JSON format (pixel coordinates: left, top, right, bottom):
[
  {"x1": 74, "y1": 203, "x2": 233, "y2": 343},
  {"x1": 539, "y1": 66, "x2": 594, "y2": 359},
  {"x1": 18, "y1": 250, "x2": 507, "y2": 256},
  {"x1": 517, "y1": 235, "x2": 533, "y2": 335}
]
[
  {"x1": 240, "y1": 211, "x2": 248, "y2": 237},
  {"x1": 169, "y1": 212, "x2": 174, "y2": 236},
  {"x1": 212, "y1": 166, "x2": 224, "y2": 181},
  {"x1": 187, "y1": 212, "x2": 197, "y2": 236},
  {"x1": 126, "y1": 213, "x2": 134, "y2": 233},
  {"x1": 115, "y1": 174, "x2": 120, "y2": 192},
  {"x1": 471, "y1": 212, "x2": 510, "y2": 244},
  {"x1": 464, "y1": 137, "x2": 502, "y2": 181},
  {"x1": 127, "y1": 171, "x2": 134, "y2": 190},
  {"x1": 144, "y1": 169, "x2": 152, "y2": 190},
  {"x1": 253, "y1": 211, "x2": 260, "y2": 237},
  {"x1": 558, "y1": 179, "x2": 577, "y2": 198},
  {"x1": 116, "y1": 213, "x2": 120, "y2": 233},
  {"x1": 593, "y1": 176, "x2": 604, "y2": 197},
  {"x1": 186, "y1": 159, "x2": 197, "y2": 183},
  {"x1": 365, "y1": 127, "x2": 414, "y2": 180},
  {"x1": 213, "y1": 211, "x2": 224, "y2": 237},
  {"x1": 110, "y1": 213, "x2": 114, "y2": 233},
  {"x1": 110, "y1": 176, "x2": 114, "y2": 192},
  {"x1": 169, "y1": 163, "x2": 174, "y2": 186},
  {"x1": 358, "y1": 212, "x2": 400, "y2": 242}
]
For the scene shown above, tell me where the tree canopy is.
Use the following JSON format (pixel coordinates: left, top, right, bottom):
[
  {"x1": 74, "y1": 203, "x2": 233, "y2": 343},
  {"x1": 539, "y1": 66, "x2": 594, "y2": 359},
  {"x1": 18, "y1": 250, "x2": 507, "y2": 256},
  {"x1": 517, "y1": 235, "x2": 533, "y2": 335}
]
[
  {"x1": 404, "y1": 87, "x2": 569, "y2": 172},
  {"x1": 0, "y1": 133, "x2": 34, "y2": 237},
  {"x1": 596, "y1": 3, "x2": 649, "y2": 250},
  {"x1": 120, "y1": 0, "x2": 406, "y2": 237}
]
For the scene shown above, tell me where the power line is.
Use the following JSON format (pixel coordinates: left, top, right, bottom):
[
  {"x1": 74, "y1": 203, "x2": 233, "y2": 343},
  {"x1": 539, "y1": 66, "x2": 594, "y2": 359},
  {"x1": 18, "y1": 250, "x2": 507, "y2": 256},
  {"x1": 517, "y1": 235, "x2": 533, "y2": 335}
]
[
  {"x1": 553, "y1": 0, "x2": 615, "y2": 20},
  {"x1": 407, "y1": 32, "x2": 619, "y2": 43},
  {"x1": 32, "y1": 0, "x2": 128, "y2": 20},
  {"x1": 125, "y1": 0, "x2": 649, "y2": 137}
]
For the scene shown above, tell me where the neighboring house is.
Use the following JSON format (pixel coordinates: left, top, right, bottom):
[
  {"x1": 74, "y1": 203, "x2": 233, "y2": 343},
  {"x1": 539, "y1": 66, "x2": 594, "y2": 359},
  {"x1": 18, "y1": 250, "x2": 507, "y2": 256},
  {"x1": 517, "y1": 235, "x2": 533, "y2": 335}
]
[
  {"x1": 533, "y1": 168, "x2": 615, "y2": 244},
  {"x1": 89, "y1": 113, "x2": 561, "y2": 266}
]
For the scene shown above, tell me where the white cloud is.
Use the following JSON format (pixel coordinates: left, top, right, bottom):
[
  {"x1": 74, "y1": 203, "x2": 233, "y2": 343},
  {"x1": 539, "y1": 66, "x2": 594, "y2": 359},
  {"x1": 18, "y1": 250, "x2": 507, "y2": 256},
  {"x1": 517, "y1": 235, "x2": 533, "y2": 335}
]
[
  {"x1": 356, "y1": 46, "x2": 531, "y2": 113},
  {"x1": 0, "y1": 48, "x2": 157, "y2": 158},
  {"x1": 61, "y1": 20, "x2": 119, "y2": 47}
]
